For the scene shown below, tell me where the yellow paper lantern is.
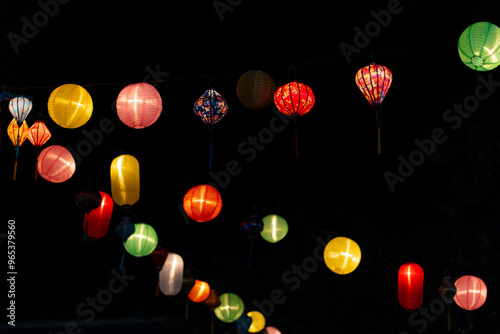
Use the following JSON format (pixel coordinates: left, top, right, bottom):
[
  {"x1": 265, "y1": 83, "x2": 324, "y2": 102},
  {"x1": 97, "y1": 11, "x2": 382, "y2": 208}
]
[
  {"x1": 323, "y1": 236, "x2": 361, "y2": 275},
  {"x1": 110, "y1": 154, "x2": 140, "y2": 207},
  {"x1": 48, "y1": 84, "x2": 93, "y2": 128},
  {"x1": 247, "y1": 311, "x2": 266, "y2": 333},
  {"x1": 236, "y1": 70, "x2": 276, "y2": 110}
]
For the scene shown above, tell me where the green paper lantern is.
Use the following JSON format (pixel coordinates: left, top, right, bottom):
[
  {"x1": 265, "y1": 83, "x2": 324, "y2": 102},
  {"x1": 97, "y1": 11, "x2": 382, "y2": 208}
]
[
  {"x1": 458, "y1": 22, "x2": 500, "y2": 71},
  {"x1": 124, "y1": 223, "x2": 158, "y2": 257},
  {"x1": 260, "y1": 214, "x2": 288, "y2": 243},
  {"x1": 214, "y1": 293, "x2": 245, "y2": 323}
]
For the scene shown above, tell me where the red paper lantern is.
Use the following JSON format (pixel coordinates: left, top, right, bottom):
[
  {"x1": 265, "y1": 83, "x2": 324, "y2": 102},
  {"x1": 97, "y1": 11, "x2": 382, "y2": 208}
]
[
  {"x1": 183, "y1": 184, "x2": 222, "y2": 222},
  {"x1": 116, "y1": 82, "x2": 163, "y2": 129},
  {"x1": 398, "y1": 262, "x2": 424, "y2": 311},
  {"x1": 84, "y1": 191, "x2": 114, "y2": 240},
  {"x1": 274, "y1": 81, "x2": 315, "y2": 117},
  {"x1": 454, "y1": 275, "x2": 487, "y2": 310},
  {"x1": 37, "y1": 145, "x2": 76, "y2": 183}
]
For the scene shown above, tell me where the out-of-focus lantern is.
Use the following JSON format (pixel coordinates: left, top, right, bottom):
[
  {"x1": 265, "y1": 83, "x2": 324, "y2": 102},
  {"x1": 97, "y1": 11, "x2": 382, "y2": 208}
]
[
  {"x1": 236, "y1": 70, "x2": 276, "y2": 110},
  {"x1": 355, "y1": 62, "x2": 392, "y2": 154},
  {"x1": 214, "y1": 293, "x2": 245, "y2": 323},
  {"x1": 241, "y1": 208, "x2": 264, "y2": 270},
  {"x1": 454, "y1": 275, "x2": 487, "y2": 310},
  {"x1": 115, "y1": 215, "x2": 135, "y2": 269},
  {"x1": 84, "y1": 191, "x2": 114, "y2": 241},
  {"x1": 260, "y1": 214, "x2": 288, "y2": 243},
  {"x1": 48, "y1": 84, "x2": 93, "y2": 129},
  {"x1": 439, "y1": 275, "x2": 457, "y2": 331},
  {"x1": 247, "y1": 311, "x2": 266, "y2": 333},
  {"x1": 110, "y1": 154, "x2": 140, "y2": 207},
  {"x1": 458, "y1": 22, "x2": 500, "y2": 71},
  {"x1": 7, "y1": 118, "x2": 29, "y2": 180},
  {"x1": 116, "y1": 82, "x2": 163, "y2": 129},
  {"x1": 124, "y1": 223, "x2": 158, "y2": 257},
  {"x1": 398, "y1": 262, "x2": 424, "y2": 311},
  {"x1": 265, "y1": 326, "x2": 281, "y2": 334},
  {"x1": 204, "y1": 289, "x2": 221, "y2": 334},
  {"x1": 188, "y1": 280, "x2": 211, "y2": 303},
  {"x1": 159, "y1": 252, "x2": 184, "y2": 296},
  {"x1": 183, "y1": 184, "x2": 222, "y2": 222},
  {"x1": 324, "y1": 236, "x2": 361, "y2": 275},
  {"x1": 37, "y1": 145, "x2": 76, "y2": 183},
  {"x1": 236, "y1": 314, "x2": 252, "y2": 334}
]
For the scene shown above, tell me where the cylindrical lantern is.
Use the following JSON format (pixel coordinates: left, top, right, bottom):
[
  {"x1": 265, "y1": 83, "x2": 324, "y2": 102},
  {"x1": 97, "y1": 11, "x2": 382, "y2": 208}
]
[
  {"x1": 247, "y1": 311, "x2": 266, "y2": 333},
  {"x1": 323, "y1": 236, "x2": 362, "y2": 275},
  {"x1": 214, "y1": 293, "x2": 245, "y2": 323},
  {"x1": 265, "y1": 326, "x2": 281, "y2": 334},
  {"x1": 183, "y1": 184, "x2": 223, "y2": 222},
  {"x1": 37, "y1": 145, "x2": 76, "y2": 183},
  {"x1": 188, "y1": 280, "x2": 211, "y2": 303},
  {"x1": 84, "y1": 191, "x2": 114, "y2": 240},
  {"x1": 7, "y1": 119, "x2": 29, "y2": 146},
  {"x1": 398, "y1": 262, "x2": 424, "y2": 311},
  {"x1": 274, "y1": 81, "x2": 315, "y2": 117},
  {"x1": 454, "y1": 275, "x2": 487, "y2": 310},
  {"x1": 110, "y1": 154, "x2": 140, "y2": 207},
  {"x1": 124, "y1": 223, "x2": 158, "y2": 257},
  {"x1": 159, "y1": 252, "x2": 184, "y2": 296},
  {"x1": 260, "y1": 214, "x2": 288, "y2": 243},
  {"x1": 236, "y1": 70, "x2": 276, "y2": 110},
  {"x1": 9, "y1": 96, "x2": 33, "y2": 123},
  {"x1": 48, "y1": 84, "x2": 93, "y2": 128},
  {"x1": 458, "y1": 22, "x2": 500, "y2": 71},
  {"x1": 116, "y1": 82, "x2": 163, "y2": 129},
  {"x1": 27, "y1": 120, "x2": 51, "y2": 149}
]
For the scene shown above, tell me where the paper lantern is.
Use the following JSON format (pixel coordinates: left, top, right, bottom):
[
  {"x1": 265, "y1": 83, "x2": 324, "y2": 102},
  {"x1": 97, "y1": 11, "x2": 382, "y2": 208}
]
[
  {"x1": 151, "y1": 245, "x2": 169, "y2": 270},
  {"x1": 236, "y1": 70, "x2": 276, "y2": 110},
  {"x1": 9, "y1": 96, "x2": 32, "y2": 123},
  {"x1": 48, "y1": 84, "x2": 93, "y2": 128},
  {"x1": 124, "y1": 223, "x2": 158, "y2": 257},
  {"x1": 214, "y1": 293, "x2": 245, "y2": 323},
  {"x1": 247, "y1": 311, "x2": 266, "y2": 333},
  {"x1": 454, "y1": 275, "x2": 487, "y2": 310},
  {"x1": 458, "y1": 22, "x2": 500, "y2": 71},
  {"x1": 274, "y1": 81, "x2": 315, "y2": 117},
  {"x1": 324, "y1": 236, "x2": 361, "y2": 275},
  {"x1": 260, "y1": 214, "x2": 288, "y2": 243},
  {"x1": 265, "y1": 327, "x2": 281, "y2": 334},
  {"x1": 159, "y1": 252, "x2": 184, "y2": 296},
  {"x1": 75, "y1": 190, "x2": 102, "y2": 214},
  {"x1": 236, "y1": 314, "x2": 252, "y2": 334},
  {"x1": 188, "y1": 280, "x2": 211, "y2": 303},
  {"x1": 439, "y1": 276, "x2": 457, "y2": 304},
  {"x1": 37, "y1": 145, "x2": 76, "y2": 183},
  {"x1": 116, "y1": 82, "x2": 163, "y2": 129},
  {"x1": 183, "y1": 184, "x2": 222, "y2": 222},
  {"x1": 398, "y1": 262, "x2": 424, "y2": 311},
  {"x1": 84, "y1": 191, "x2": 114, "y2": 240},
  {"x1": 27, "y1": 120, "x2": 51, "y2": 149},
  {"x1": 7, "y1": 118, "x2": 29, "y2": 147},
  {"x1": 204, "y1": 289, "x2": 221, "y2": 310},
  {"x1": 110, "y1": 154, "x2": 140, "y2": 207}
]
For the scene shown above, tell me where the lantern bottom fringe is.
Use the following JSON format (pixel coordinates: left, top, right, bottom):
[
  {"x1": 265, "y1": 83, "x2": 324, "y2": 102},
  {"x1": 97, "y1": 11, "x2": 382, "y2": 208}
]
[
  {"x1": 377, "y1": 126, "x2": 381, "y2": 155},
  {"x1": 13, "y1": 160, "x2": 18, "y2": 181}
]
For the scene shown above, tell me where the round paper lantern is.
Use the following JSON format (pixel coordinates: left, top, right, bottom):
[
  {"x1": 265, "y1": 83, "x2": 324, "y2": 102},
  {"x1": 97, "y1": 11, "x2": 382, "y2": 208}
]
[
  {"x1": 273, "y1": 81, "x2": 315, "y2": 117},
  {"x1": 260, "y1": 214, "x2": 288, "y2": 243},
  {"x1": 188, "y1": 280, "x2": 211, "y2": 303},
  {"x1": 458, "y1": 22, "x2": 500, "y2": 71},
  {"x1": 124, "y1": 223, "x2": 158, "y2": 257},
  {"x1": 37, "y1": 145, "x2": 76, "y2": 183},
  {"x1": 110, "y1": 154, "x2": 140, "y2": 207},
  {"x1": 398, "y1": 262, "x2": 424, "y2": 311},
  {"x1": 214, "y1": 293, "x2": 245, "y2": 323},
  {"x1": 159, "y1": 252, "x2": 184, "y2": 296},
  {"x1": 183, "y1": 184, "x2": 222, "y2": 222},
  {"x1": 324, "y1": 236, "x2": 361, "y2": 275},
  {"x1": 84, "y1": 191, "x2": 114, "y2": 240},
  {"x1": 9, "y1": 96, "x2": 33, "y2": 123},
  {"x1": 265, "y1": 326, "x2": 281, "y2": 334},
  {"x1": 116, "y1": 82, "x2": 163, "y2": 129},
  {"x1": 48, "y1": 84, "x2": 93, "y2": 128},
  {"x1": 247, "y1": 311, "x2": 266, "y2": 333},
  {"x1": 236, "y1": 70, "x2": 276, "y2": 110},
  {"x1": 454, "y1": 275, "x2": 487, "y2": 310}
]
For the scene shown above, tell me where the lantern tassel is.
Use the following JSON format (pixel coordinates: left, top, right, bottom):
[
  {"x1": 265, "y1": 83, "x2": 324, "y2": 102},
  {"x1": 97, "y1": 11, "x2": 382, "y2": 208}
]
[
  {"x1": 374, "y1": 106, "x2": 382, "y2": 155},
  {"x1": 447, "y1": 304, "x2": 451, "y2": 332},
  {"x1": 209, "y1": 128, "x2": 213, "y2": 171},
  {"x1": 119, "y1": 251, "x2": 126, "y2": 270},
  {"x1": 210, "y1": 311, "x2": 215, "y2": 334},
  {"x1": 13, "y1": 135, "x2": 20, "y2": 180},
  {"x1": 294, "y1": 118, "x2": 299, "y2": 159}
]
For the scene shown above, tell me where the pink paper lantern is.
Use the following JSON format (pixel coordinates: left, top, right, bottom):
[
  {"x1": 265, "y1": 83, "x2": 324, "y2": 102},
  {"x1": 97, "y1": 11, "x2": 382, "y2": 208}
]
[
  {"x1": 116, "y1": 82, "x2": 163, "y2": 129},
  {"x1": 37, "y1": 145, "x2": 76, "y2": 183},
  {"x1": 265, "y1": 326, "x2": 281, "y2": 334},
  {"x1": 454, "y1": 275, "x2": 487, "y2": 310}
]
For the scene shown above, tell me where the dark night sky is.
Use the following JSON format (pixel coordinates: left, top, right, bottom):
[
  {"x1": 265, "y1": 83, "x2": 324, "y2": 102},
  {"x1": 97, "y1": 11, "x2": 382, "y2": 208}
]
[{"x1": 1, "y1": 0, "x2": 500, "y2": 333}]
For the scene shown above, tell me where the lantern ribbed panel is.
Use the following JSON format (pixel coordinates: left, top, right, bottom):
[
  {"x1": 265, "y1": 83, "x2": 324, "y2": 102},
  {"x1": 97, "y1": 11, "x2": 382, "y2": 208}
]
[
  {"x1": 124, "y1": 223, "x2": 158, "y2": 257},
  {"x1": 324, "y1": 237, "x2": 362, "y2": 275},
  {"x1": 183, "y1": 184, "x2": 222, "y2": 222},
  {"x1": 116, "y1": 82, "x2": 163, "y2": 129},
  {"x1": 9, "y1": 97, "x2": 32, "y2": 123},
  {"x1": 458, "y1": 22, "x2": 500, "y2": 71},
  {"x1": 188, "y1": 280, "x2": 211, "y2": 303},
  {"x1": 7, "y1": 119, "x2": 29, "y2": 146},
  {"x1": 48, "y1": 84, "x2": 93, "y2": 129},
  {"x1": 261, "y1": 214, "x2": 288, "y2": 243},
  {"x1": 398, "y1": 262, "x2": 424, "y2": 311},
  {"x1": 84, "y1": 191, "x2": 114, "y2": 240},
  {"x1": 454, "y1": 275, "x2": 487, "y2": 310},
  {"x1": 214, "y1": 293, "x2": 245, "y2": 323},
  {"x1": 273, "y1": 81, "x2": 315, "y2": 116},
  {"x1": 27, "y1": 120, "x2": 51, "y2": 148},
  {"x1": 193, "y1": 89, "x2": 228, "y2": 128},
  {"x1": 236, "y1": 70, "x2": 276, "y2": 110},
  {"x1": 110, "y1": 154, "x2": 140, "y2": 207},
  {"x1": 159, "y1": 253, "x2": 184, "y2": 296},
  {"x1": 37, "y1": 145, "x2": 76, "y2": 183},
  {"x1": 355, "y1": 63, "x2": 393, "y2": 107}
]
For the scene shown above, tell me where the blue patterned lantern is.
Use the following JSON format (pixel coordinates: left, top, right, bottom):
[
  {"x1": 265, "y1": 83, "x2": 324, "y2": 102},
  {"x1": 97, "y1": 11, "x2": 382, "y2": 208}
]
[{"x1": 9, "y1": 96, "x2": 33, "y2": 124}]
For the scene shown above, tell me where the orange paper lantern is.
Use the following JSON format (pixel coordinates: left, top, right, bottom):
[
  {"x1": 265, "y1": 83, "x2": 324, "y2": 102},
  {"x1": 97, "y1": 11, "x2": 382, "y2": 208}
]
[
  {"x1": 188, "y1": 280, "x2": 211, "y2": 303},
  {"x1": 37, "y1": 145, "x2": 76, "y2": 183},
  {"x1": 116, "y1": 82, "x2": 163, "y2": 129},
  {"x1": 183, "y1": 184, "x2": 222, "y2": 222},
  {"x1": 27, "y1": 120, "x2": 51, "y2": 149}
]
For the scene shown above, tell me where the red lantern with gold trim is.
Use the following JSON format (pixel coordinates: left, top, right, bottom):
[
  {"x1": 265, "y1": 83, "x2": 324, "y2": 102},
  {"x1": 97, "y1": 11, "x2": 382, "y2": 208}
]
[
  {"x1": 398, "y1": 262, "x2": 424, "y2": 311},
  {"x1": 183, "y1": 184, "x2": 222, "y2": 222}
]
